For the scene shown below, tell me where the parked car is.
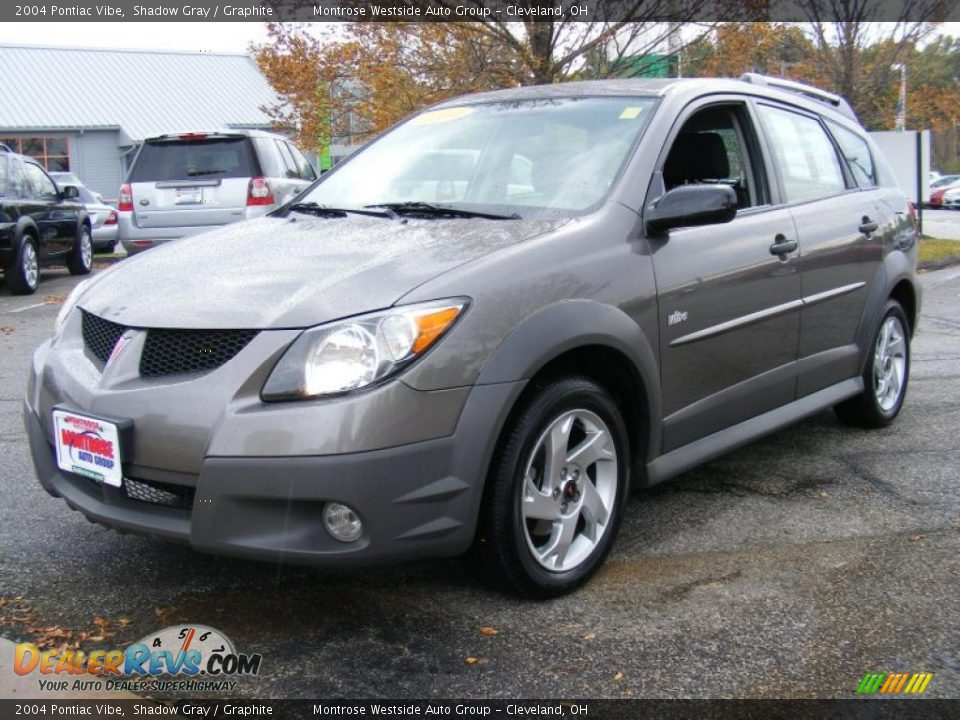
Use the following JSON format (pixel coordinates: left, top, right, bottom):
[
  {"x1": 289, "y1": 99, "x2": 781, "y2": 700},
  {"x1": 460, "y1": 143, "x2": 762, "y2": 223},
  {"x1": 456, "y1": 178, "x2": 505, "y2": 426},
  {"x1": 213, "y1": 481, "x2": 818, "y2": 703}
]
[
  {"x1": 117, "y1": 129, "x2": 317, "y2": 254},
  {"x1": 930, "y1": 174, "x2": 960, "y2": 189},
  {"x1": 49, "y1": 172, "x2": 99, "y2": 199},
  {"x1": 61, "y1": 184, "x2": 118, "y2": 253},
  {"x1": 941, "y1": 185, "x2": 960, "y2": 209},
  {"x1": 1, "y1": 148, "x2": 92, "y2": 294},
  {"x1": 929, "y1": 179, "x2": 960, "y2": 207},
  {"x1": 26, "y1": 75, "x2": 919, "y2": 597}
]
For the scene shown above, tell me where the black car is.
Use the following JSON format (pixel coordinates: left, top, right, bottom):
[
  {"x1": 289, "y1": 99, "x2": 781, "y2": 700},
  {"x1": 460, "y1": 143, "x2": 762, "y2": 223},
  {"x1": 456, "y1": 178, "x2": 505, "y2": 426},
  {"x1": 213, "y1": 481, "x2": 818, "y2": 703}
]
[{"x1": 0, "y1": 147, "x2": 92, "y2": 294}]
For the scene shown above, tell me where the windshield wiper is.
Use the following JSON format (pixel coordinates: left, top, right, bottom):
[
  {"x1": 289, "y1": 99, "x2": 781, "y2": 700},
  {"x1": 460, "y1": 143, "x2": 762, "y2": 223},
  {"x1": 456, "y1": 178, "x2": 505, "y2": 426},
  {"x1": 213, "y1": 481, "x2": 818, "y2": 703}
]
[
  {"x1": 286, "y1": 202, "x2": 394, "y2": 219},
  {"x1": 365, "y1": 202, "x2": 520, "y2": 220}
]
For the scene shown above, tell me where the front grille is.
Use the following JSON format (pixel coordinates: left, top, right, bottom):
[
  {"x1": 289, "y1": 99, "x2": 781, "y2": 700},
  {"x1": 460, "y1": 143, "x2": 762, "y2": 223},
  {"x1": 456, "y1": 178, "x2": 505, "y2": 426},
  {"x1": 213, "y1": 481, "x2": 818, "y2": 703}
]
[
  {"x1": 124, "y1": 476, "x2": 196, "y2": 510},
  {"x1": 81, "y1": 311, "x2": 126, "y2": 366},
  {"x1": 140, "y1": 328, "x2": 257, "y2": 377}
]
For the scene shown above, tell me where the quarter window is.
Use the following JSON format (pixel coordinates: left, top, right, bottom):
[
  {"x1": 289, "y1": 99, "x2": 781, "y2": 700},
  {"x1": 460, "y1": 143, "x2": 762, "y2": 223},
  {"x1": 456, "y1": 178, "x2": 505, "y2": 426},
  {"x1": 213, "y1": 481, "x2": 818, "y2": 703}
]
[
  {"x1": 828, "y1": 121, "x2": 877, "y2": 188},
  {"x1": 757, "y1": 105, "x2": 847, "y2": 202},
  {"x1": 286, "y1": 143, "x2": 317, "y2": 181}
]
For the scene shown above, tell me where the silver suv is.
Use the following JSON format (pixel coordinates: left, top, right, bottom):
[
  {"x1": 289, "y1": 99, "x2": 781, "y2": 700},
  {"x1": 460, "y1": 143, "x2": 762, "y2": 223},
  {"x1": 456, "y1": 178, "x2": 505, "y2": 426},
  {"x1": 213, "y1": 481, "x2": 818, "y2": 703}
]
[
  {"x1": 26, "y1": 76, "x2": 919, "y2": 597},
  {"x1": 118, "y1": 129, "x2": 316, "y2": 254}
]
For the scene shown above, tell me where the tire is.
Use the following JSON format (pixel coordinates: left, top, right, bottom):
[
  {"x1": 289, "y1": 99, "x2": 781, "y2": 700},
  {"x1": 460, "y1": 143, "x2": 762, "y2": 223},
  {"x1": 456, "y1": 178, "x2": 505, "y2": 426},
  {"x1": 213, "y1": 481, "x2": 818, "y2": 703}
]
[
  {"x1": 5, "y1": 235, "x2": 40, "y2": 295},
  {"x1": 472, "y1": 375, "x2": 631, "y2": 598},
  {"x1": 67, "y1": 225, "x2": 93, "y2": 276},
  {"x1": 835, "y1": 300, "x2": 910, "y2": 428}
]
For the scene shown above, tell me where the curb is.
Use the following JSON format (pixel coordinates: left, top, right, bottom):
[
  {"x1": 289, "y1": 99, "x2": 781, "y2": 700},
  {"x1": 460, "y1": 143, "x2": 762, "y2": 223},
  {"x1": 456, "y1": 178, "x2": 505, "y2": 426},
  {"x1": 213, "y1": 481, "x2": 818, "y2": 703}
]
[
  {"x1": 918, "y1": 255, "x2": 960, "y2": 272},
  {"x1": 0, "y1": 637, "x2": 140, "y2": 700}
]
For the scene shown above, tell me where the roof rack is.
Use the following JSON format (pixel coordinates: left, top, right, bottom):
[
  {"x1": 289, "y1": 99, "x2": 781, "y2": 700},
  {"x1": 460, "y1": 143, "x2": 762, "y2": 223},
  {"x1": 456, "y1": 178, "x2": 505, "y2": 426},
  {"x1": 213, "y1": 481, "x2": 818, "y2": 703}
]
[{"x1": 739, "y1": 73, "x2": 858, "y2": 122}]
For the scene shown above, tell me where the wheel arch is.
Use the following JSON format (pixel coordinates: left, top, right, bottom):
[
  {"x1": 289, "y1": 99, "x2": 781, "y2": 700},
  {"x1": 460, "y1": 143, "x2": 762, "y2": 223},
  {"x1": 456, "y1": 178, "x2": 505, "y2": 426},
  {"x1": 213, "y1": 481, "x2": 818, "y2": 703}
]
[{"x1": 475, "y1": 300, "x2": 662, "y2": 484}]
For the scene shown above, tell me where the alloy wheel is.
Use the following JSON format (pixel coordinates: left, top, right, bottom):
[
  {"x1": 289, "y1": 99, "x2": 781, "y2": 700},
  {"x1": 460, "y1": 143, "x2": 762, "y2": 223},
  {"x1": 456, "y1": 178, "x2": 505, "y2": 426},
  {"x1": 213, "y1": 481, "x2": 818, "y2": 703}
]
[
  {"x1": 520, "y1": 409, "x2": 618, "y2": 572},
  {"x1": 873, "y1": 315, "x2": 907, "y2": 413},
  {"x1": 23, "y1": 242, "x2": 39, "y2": 289}
]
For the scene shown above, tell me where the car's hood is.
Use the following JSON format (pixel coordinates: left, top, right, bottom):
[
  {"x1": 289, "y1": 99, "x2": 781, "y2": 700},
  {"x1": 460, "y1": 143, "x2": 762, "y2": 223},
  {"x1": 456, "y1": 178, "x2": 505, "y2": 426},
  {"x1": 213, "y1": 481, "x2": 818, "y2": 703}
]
[{"x1": 79, "y1": 214, "x2": 566, "y2": 329}]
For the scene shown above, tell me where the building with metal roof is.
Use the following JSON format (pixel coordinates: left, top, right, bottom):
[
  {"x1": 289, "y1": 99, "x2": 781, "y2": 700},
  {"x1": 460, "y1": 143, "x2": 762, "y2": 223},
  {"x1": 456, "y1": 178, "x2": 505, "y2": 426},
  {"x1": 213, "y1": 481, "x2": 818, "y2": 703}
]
[{"x1": 0, "y1": 44, "x2": 279, "y2": 197}]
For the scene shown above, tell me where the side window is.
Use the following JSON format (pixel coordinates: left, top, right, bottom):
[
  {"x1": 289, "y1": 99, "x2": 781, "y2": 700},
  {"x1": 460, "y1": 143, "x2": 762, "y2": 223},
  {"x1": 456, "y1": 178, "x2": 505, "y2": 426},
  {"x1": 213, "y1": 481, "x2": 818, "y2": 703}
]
[
  {"x1": 275, "y1": 140, "x2": 297, "y2": 178},
  {"x1": 662, "y1": 104, "x2": 768, "y2": 208},
  {"x1": 757, "y1": 105, "x2": 848, "y2": 202},
  {"x1": 286, "y1": 143, "x2": 317, "y2": 181},
  {"x1": 23, "y1": 162, "x2": 58, "y2": 199},
  {"x1": 253, "y1": 138, "x2": 283, "y2": 178},
  {"x1": 828, "y1": 121, "x2": 877, "y2": 188}
]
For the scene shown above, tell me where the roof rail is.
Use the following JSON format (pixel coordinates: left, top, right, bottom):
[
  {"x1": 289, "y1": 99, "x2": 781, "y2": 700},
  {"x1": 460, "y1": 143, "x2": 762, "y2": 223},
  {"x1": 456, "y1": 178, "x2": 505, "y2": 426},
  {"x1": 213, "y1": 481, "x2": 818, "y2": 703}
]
[
  {"x1": 0, "y1": 142, "x2": 12, "y2": 152},
  {"x1": 739, "y1": 73, "x2": 858, "y2": 122}
]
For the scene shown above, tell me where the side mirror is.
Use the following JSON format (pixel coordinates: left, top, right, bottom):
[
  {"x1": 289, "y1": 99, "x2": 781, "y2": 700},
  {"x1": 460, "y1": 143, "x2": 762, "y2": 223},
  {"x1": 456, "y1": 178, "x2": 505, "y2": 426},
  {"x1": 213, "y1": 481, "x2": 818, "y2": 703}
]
[
  {"x1": 60, "y1": 185, "x2": 80, "y2": 200},
  {"x1": 645, "y1": 184, "x2": 737, "y2": 235}
]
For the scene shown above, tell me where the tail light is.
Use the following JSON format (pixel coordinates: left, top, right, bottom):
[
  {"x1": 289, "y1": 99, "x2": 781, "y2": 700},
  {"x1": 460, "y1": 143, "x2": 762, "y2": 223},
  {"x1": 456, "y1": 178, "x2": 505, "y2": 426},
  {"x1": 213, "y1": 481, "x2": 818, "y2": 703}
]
[
  {"x1": 118, "y1": 183, "x2": 133, "y2": 212},
  {"x1": 247, "y1": 177, "x2": 274, "y2": 207},
  {"x1": 104, "y1": 210, "x2": 118, "y2": 226}
]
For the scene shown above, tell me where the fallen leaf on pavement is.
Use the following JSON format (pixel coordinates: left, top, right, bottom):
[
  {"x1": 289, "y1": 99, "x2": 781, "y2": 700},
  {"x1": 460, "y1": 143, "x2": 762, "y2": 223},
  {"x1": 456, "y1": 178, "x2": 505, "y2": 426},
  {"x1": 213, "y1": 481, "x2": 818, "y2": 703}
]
[
  {"x1": 44, "y1": 295, "x2": 66, "y2": 305},
  {"x1": 580, "y1": 633, "x2": 596, "y2": 641},
  {"x1": 910, "y1": 534, "x2": 926, "y2": 542},
  {"x1": 613, "y1": 671, "x2": 623, "y2": 681},
  {"x1": 479, "y1": 627, "x2": 499, "y2": 636},
  {"x1": 464, "y1": 657, "x2": 480, "y2": 665},
  {"x1": 0, "y1": 326, "x2": 14, "y2": 335},
  {"x1": 117, "y1": 618, "x2": 132, "y2": 627}
]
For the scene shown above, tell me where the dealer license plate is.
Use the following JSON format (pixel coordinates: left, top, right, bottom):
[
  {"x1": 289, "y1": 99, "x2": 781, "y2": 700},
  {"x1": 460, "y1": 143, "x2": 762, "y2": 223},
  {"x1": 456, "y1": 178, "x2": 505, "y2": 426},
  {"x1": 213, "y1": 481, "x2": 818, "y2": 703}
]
[
  {"x1": 175, "y1": 187, "x2": 203, "y2": 204},
  {"x1": 52, "y1": 410, "x2": 123, "y2": 487}
]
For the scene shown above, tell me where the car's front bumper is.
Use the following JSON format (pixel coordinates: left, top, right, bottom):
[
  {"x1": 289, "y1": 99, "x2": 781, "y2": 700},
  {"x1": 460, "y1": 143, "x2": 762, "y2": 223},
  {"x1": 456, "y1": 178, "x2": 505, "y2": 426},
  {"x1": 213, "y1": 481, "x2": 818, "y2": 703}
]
[{"x1": 25, "y1": 319, "x2": 523, "y2": 565}]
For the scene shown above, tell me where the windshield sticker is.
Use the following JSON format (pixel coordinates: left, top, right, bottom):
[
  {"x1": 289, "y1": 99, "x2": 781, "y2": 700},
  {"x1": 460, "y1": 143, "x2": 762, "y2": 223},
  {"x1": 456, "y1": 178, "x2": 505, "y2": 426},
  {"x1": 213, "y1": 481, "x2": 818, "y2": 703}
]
[
  {"x1": 619, "y1": 106, "x2": 645, "y2": 120},
  {"x1": 411, "y1": 107, "x2": 476, "y2": 126}
]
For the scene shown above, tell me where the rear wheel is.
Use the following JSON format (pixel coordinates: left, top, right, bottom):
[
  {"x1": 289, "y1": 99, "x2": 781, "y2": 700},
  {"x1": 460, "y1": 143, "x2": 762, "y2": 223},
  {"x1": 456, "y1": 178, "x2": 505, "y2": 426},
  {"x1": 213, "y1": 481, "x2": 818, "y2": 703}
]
[
  {"x1": 473, "y1": 376, "x2": 630, "y2": 597},
  {"x1": 67, "y1": 225, "x2": 93, "y2": 276},
  {"x1": 6, "y1": 236, "x2": 40, "y2": 295},
  {"x1": 835, "y1": 300, "x2": 910, "y2": 428}
]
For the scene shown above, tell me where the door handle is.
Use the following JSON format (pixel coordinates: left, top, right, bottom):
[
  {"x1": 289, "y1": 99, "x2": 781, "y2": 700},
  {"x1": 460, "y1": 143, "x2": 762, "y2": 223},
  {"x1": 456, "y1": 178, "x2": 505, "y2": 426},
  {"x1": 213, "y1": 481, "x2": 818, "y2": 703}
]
[
  {"x1": 769, "y1": 234, "x2": 798, "y2": 256},
  {"x1": 859, "y1": 216, "x2": 879, "y2": 234}
]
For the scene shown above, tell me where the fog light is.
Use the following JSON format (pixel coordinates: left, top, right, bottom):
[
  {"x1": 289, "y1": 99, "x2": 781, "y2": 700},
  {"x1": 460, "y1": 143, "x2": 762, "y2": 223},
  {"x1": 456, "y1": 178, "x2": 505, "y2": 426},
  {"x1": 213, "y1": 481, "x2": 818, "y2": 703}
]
[{"x1": 323, "y1": 502, "x2": 363, "y2": 543}]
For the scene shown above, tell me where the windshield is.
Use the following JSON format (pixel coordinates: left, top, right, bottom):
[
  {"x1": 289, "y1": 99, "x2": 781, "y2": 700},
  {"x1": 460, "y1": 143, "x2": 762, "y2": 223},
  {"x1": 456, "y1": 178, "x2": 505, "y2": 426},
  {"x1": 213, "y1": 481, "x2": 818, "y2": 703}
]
[{"x1": 300, "y1": 97, "x2": 655, "y2": 216}]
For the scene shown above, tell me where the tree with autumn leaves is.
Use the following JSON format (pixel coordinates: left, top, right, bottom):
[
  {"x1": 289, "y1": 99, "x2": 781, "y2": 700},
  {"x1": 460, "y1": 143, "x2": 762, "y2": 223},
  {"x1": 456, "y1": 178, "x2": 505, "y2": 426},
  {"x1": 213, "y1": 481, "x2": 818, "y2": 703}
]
[
  {"x1": 253, "y1": 14, "x2": 960, "y2": 171},
  {"x1": 252, "y1": 13, "x2": 710, "y2": 152}
]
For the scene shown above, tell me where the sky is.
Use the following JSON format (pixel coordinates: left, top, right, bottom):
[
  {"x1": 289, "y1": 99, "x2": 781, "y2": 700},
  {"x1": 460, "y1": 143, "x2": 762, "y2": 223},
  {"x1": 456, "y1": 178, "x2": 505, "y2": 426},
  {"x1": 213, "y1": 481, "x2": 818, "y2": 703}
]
[{"x1": 0, "y1": 21, "x2": 958, "y2": 55}]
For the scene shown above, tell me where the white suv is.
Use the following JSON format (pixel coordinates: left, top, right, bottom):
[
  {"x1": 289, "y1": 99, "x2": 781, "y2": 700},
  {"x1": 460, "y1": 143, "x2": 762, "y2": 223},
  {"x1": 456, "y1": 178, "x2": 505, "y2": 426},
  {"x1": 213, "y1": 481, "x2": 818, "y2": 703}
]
[{"x1": 118, "y1": 129, "x2": 316, "y2": 254}]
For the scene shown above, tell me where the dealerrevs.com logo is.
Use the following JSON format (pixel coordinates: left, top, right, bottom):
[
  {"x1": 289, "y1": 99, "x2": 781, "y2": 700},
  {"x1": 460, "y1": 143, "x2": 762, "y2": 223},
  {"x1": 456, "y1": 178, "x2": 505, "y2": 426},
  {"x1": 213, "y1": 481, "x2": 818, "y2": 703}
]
[{"x1": 14, "y1": 625, "x2": 262, "y2": 694}]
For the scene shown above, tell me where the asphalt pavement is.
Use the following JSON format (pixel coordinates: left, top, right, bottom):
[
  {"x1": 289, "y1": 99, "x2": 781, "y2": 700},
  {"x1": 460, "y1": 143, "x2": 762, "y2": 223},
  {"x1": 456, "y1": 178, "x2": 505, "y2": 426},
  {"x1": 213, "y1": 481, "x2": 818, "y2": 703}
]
[{"x1": 0, "y1": 260, "x2": 958, "y2": 700}]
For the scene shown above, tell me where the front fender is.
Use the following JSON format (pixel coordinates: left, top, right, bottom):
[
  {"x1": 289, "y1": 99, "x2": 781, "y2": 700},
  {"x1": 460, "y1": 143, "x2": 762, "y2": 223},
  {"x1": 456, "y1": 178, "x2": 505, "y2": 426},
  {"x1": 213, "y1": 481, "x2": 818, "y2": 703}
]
[{"x1": 475, "y1": 299, "x2": 663, "y2": 462}]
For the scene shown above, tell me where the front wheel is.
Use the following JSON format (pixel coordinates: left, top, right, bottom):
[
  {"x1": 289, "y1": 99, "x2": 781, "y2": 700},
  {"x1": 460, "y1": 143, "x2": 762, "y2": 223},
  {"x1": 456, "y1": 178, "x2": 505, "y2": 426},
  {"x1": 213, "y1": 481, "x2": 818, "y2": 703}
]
[
  {"x1": 67, "y1": 225, "x2": 93, "y2": 276},
  {"x1": 835, "y1": 300, "x2": 910, "y2": 428},
  {"x1": 473, "y1": 376, "x2": 630, "y2": 597}
]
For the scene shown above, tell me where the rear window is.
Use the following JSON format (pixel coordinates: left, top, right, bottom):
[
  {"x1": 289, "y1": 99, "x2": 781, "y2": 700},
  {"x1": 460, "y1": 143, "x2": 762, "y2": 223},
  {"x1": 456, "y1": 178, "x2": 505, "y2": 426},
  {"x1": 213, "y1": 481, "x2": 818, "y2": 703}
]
[{"x1": 129, "y1": 137, "x2": 258, "y2": 182}]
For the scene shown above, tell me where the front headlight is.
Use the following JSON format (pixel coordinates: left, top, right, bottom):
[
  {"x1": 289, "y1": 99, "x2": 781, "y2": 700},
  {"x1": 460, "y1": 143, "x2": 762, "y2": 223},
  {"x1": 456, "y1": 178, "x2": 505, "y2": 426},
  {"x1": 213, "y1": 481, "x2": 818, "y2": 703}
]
[
  {"x1": 54, "y1": 279, "x2": 91, "y2": 335},
  {"x1": 261, "y1": 298, "x2": 468, "y2": 401},
  {"x1": 943, "y1": 189, "x2": 960, "y2": 200}
]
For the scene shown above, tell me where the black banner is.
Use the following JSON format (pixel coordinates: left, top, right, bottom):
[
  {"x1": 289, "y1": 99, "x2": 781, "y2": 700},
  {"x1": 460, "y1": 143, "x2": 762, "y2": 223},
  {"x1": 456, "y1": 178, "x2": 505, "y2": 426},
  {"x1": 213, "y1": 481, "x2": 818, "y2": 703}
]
[
  {"x1": 1, "y1": 699, "x2": 959, "y2": 719},
  {"x1": 4, "y1": 0, "x2": 959, "y2": 23}
]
